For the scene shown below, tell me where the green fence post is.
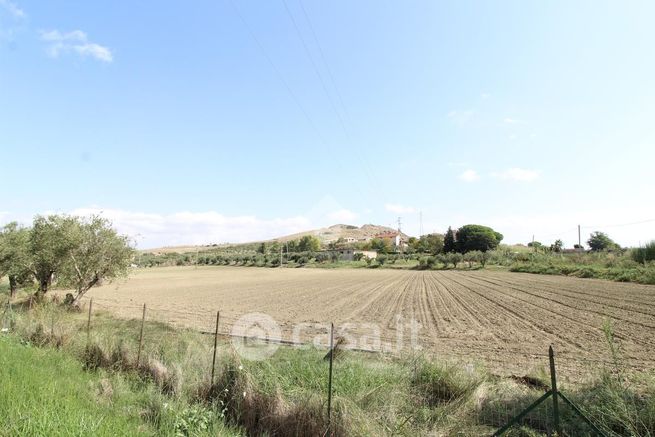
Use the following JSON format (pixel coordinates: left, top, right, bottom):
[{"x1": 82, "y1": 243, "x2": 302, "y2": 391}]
[{"x1": 549, "y1": 345, "x2": 561, "y2": 435}]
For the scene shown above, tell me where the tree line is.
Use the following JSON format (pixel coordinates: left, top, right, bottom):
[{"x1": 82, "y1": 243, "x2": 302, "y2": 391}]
[{"x1": 0, "y1": 215, "x2": 134, "y2": 304}]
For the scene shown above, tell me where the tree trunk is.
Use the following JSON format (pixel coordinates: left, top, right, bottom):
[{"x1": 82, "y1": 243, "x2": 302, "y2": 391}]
[{"x1": 9, "y1": 276, "x2": 17, "y2": 298}]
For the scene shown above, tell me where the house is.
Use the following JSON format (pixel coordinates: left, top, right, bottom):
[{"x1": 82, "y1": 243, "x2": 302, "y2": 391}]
[
  {"x1": 324, "y1": 249, "x2": 378, "y2": 261},
  {"x1": 375, "y1": 231, "x2": 405, "y2": 249},
  {"x1": 355, "y1": 250, "x2": 378, "y2": 260}
]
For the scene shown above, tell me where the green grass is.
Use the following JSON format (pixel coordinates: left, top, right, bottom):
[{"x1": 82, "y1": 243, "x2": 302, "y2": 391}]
[
  {"x1": 0, "y1": 335, "x2": 145, "y2": 436},
  {"x1": 510, "y1": 261, "x2": 655, "y2": 284},
  {"x1": 0, "y1": 331, "x2": 240, "y2": 436},
  {"x1": 4, "y1": 294, "x2": 655, "y2": 436}
]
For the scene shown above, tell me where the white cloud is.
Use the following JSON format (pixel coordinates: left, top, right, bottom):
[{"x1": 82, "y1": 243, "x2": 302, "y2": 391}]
[
  {"x1": 328, "y1": 209, "x2": 358, "y2": 222},
  {"x1": 69, "y1": 208, "x2": 312, "y2": 248},
  {"x1": 458, "y1": 169, "x2": 480, "y2": 182},
  {"x1": 481, "y1": 92, "x2": 491, "y2": 99},
  {"x1": 0, "y1": 0, "x2": 24, "y2": 18},
  {"x1": 492, "y1": 168, "x2": 540, "y2": 182},
  {"x1": 503, "y1": 118, "x2": 520, "y2": 124},
  {"x1": 447, "y1": 109, "x2": 474, "y2": 126},
  {"x1": 40, "y1": 29, "x2": 113, "y2": 62},
  {"x1": 385, "y1": 204, "x2": 416, "y2": 214}
]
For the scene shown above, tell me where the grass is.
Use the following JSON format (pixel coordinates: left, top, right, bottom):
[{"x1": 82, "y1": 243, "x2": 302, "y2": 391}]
[
  {"x1": 3, "y1": 292, "x2": 655, "y2": 436},
  {"x1": 0, "y1": 335, "x2": 239, "y2": 437},
  {"x1": 509, "y1": 259, "x2": 655, "y2": 284}
]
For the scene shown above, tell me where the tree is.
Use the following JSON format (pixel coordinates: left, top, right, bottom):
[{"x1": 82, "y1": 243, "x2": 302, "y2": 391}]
[
  {"x1": 30, "y1": 215, "x2": 79, "y2": 296},
  {"x1": 463, "y1": 250, "x2": 483, "y2": 268},
  {"x1": 551, "y1": 240, "x2": 564, "y2": 253},
  {"x1": 57, "y1": 216, "x2": 134, "y2": 305},
  {"x1": 257, "y1": 242, "x2": 267, "y2": 254},
  {"x1": 370, "y1": 238, "x2": 392, "y2": 254},
  {"x1": 455, "y1": 224, "x2": 503, "y2": 253},
  {"x1": 446, "y1": 252, "x2": 463, "y2": 268},
  {"x1": 443, "y1": 227, "x2": 456, "y2": 253},
  {"x1": 0, "y1": 223, "x2": 32, "y2": 297},
  {"x1": 418, "y1": 233, "x2": 444, "y2": 254},
  {"x1": 297, "y1": 235, "x2": 321, "y2": 252},
  {"x1": 587, "y1": 232, "x2": 619, "y2": 252}
]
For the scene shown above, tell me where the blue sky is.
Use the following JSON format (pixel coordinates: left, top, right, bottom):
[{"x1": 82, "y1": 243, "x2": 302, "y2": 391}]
[{"x1": 1, "y1": 0, "x2": 654, "y2": 248}]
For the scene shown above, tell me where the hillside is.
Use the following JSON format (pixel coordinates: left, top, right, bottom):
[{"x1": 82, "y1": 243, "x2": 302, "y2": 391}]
[
  {"x1": 270, "y1": 223, "x2": 409, "y2": 244},
  {"x1": 144, "y1": 224, "x2": 409, "y2": 253}
]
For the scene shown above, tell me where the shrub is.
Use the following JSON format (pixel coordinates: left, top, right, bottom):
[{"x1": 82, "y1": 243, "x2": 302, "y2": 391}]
[{"x1": 631, "y1": 241, "x2": 655, "y2": 264}]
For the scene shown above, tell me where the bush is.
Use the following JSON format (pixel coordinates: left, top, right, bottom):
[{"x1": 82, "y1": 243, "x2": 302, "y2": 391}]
[{"x1": 631, "y1": 241, "x2": 655, "y2": 264}]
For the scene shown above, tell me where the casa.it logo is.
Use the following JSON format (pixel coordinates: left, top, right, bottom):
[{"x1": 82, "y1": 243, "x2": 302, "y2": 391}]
[{"x1": 230, "y1": 312, "x2": 282, "y2": 361}]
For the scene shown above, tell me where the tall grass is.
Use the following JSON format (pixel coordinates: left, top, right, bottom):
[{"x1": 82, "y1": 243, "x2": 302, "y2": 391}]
[
  {"x1": 0, "y1": 335, "x2": 239, "y2": 437},
  {"x1": 632, "y1": 241, "x2": 655, "y2": 265},
  {"x1": 3, "y1": 295, "x2": 655, "y2": 436}
]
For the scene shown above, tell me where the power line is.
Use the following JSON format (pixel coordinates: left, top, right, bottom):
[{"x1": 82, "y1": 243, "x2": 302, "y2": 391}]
[
  {"x1": 298, "y1": 0, "x2": 352, "y2": 127},
  {"x1": 289, "y1": 0, "x2": 380, "y2": 197},
  {"x1": 581, "y1": 218, "x2": 655, "y2": 230}
]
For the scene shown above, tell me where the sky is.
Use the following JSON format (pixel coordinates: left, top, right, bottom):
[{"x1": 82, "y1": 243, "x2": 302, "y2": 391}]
[{"x1": 1, "y1": 0, "x2": 654, "y2": 249}]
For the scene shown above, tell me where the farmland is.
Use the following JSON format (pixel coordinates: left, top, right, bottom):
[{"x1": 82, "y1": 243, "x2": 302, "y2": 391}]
[{"x1": 86, "y1": 266, "x2": 655, "y2": 379}]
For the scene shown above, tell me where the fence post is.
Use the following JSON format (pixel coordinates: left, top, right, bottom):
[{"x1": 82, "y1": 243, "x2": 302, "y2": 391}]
[
  {"x1": 327, "y1": 322, "x2": 335, "y2": 430},
  {"x1": 211, "y1": 311, "x2": 220, "y2": 385},
  {"x1": 137, "y1": 303, "x2": 146, "y2": 367},
  {"x1": 549, "y1": 345, "x2": 561, "y2": 435},
  {"x1": 86, "y1": 298, "x2": 93, "y2": 348}
]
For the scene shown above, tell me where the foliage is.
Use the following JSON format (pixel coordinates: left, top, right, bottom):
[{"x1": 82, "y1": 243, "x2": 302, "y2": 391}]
[
  {"x1": 443, "y1": 227, "x2": 456, "y2": 253},
  {"x1": 631, "y1": 241, "x2": 655, "y2": 264},
  {"x1": 58, "y1": 216, "x2": 134, "y2": 304},
  {"x1": 0, "y1": 223, "x2": 32, "y2": 296},
  {"x1": 30, "y1": 215, "x2": 79, "y2": 294},
  {"x1": 368, "y1": 237, "x2": 392, "y2": 254},
  {"x1": 550, "y1": 239, "x2": 564, "y2": 253},
  {"x1": 455, "y1": 224, "x2": 503, "y2": 253},
  {"x1": 587, "y1": 231, "x2": 620, "y2": 252},
  {"x1": 410, "y1": 233, "x2": 444, "y2": 254},
  {"x1": 446, "y1": 252, "x2": 463, "y2": 268},
  {"x1": 297, "y1": 235, "x2": 321, "y2": 252}
]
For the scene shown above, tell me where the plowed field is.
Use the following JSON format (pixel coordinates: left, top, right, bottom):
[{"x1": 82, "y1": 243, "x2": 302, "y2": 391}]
[{"x1": 85, "y1": 266, "x2": 655, "y2": 378}]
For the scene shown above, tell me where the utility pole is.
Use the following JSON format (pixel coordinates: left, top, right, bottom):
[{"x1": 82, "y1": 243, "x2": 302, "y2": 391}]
[
  {"x1": 279, "y1": 243, "x2": 283, "y2": 267},
  {"x1": 397, "y1": 217, "x2": 403, "y2": 255}
]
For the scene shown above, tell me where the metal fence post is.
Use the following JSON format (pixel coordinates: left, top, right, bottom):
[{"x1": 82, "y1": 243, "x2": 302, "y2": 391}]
[
  {"x1": 211, "y1": 311, "x2": 220, "y2": 385},
  {"x1": 327, "y1": 322, "x2": 335, "y2": 430},
  {"x1": 137, "y1": 303, "x2": 146, "y2": 367},
  {"x1": 86, "y1": 298, "x2": 93, "y2": 348},
  {"x1": 549, "y1": 345, "x2": 561, "y2": 435}
]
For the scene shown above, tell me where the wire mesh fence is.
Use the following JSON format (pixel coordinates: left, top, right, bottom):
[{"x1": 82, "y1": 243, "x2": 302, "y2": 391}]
[{"x1": 1, "y1": 294, "x2": 649, "y2": 436}]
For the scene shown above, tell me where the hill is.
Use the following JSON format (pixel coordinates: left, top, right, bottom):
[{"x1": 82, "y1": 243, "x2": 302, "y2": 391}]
[
  {"x1": 270, "y1": 223, "x2": 408, "y2": 244},
  {"x1": 144, "y1": 224, "x2": 409, "y2": 253}
]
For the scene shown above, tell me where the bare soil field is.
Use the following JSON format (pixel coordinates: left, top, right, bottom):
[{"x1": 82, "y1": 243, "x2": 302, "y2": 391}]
[{"x1": 85, "y1": 266, "x2": 655, "y2": 379}]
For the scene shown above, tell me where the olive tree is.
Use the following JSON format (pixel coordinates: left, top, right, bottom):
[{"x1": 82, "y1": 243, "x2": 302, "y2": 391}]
[
  {"x1": 58, "y1": 215, "x2": 134, "y2": 305},
  {"x1": 30, "y1": 215, "x2": 78, "y2": 296},
  {"x1": 0, "y1": 223, "x2": 32, "y2": 297}
]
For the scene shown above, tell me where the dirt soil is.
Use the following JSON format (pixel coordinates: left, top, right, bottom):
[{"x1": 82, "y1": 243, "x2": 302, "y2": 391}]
[{"x1": 85, "y1": 266, "x2": 655, "y2": 380}]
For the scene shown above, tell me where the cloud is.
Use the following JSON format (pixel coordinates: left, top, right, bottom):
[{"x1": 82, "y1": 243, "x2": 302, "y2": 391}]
[
  {"x1": 40, "y1": 29, "x2": 113, "y2": 62},
  {"x1": 447, "y1": 110, "x2": 474, "y2": 126},
  {"x1": 481, "y1": 92, "x2": 491, "y2": 99},
  {"x1": 503, "y1": 118, "x2": 520, "y2": 124},
  {"x1": 385, "y1": 204, "x2": 416, "y2": 214},
  {"x1": 328, "y1": 209, "x2": 358, "y2": 222},
  {"x1": 0, "y1": 0, "x2": 24, "y2": 18},
  {"x1": 492, "y1": 168, "x2": 540, "y2": 182},
  {"x1": 69, "y1": 208, "x2": 313, "y2": 248},
  {"x1": 458, "y1": 169, "x2": 480, "y2": 182}
]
